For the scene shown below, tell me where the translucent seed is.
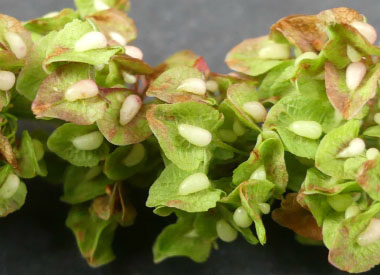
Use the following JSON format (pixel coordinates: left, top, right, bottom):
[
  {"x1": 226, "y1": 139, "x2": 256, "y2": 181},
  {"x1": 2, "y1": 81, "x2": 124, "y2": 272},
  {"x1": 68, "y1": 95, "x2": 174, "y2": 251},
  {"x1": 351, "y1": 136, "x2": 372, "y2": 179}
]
[
  {"x1": 178, "y1": 124, "x2": 212, "y2": 147},
  {"x1": 250, "y1": 165, "x2": 266, "y2": 180},
  {"x1": 72, "y1": 131, "x2": 104, "y2": 151},
  {"x1": 336, "y1": 138, "x2": 366, "y2": 158},
  {"x1": 350, "y1": 21, "x2": 377, "y2": 44},
  {"x1": 123, "y1": 144, "x2": 145, "y2": 167},
  {"x1": 218, "y1": 129, "x2": 237, "y2": 143},
  {"x1": 345, "y1": 204, "x2": 361, "y2": 219},
  {"x1": 326, "y1": 194, "x2": 353, "y2": 212},
  {"x1": 357, "y1": 218, "x2": 380, "y2": 246},
  {"x1": 352, "y1": 192, "x2": 362, "y2": 202},
  {"x1": 32, "y1": 139, "x2": 44, "y2": 161},
  {"x1": 4, "y1": 32, "x2": 27, "y2": 59},
  {"x1": 0, "y1": 174, "x2": 20, "y2": 199},
  {"x1": 178, "y1": 173, "x2": 210, "y2": 195},
  {"x1": 258, "y1": 202, "x2": 271, "y2": 215},
  {"x1": 366, "y1": 148, "x2": 380, "y2": 160},
  {"x1": 65, "y1": 79, "x2": 99, "y2": 101},
  {"x1": 233, "y1": 118, "x2": 246, "y2": 136},
  {"x1": 124, "y1": 45, "x2": 144, "y2": 60},
  {"x1": 295, "y1": 51, "x2": 318, "y2": 66},
  {"x1": 43, "y1": 11, "x2": 59, "y2": 18},
  {"x1": 109, "y1": 31, "x2": 127, "y2": 46},
  {"x1": 346, "y1": 62, "x2": 367, "y2": 91},
  {"x1": 74, "y1": 32, "x2": 107, "y2": 52},
  {"x1": 243, "y1": 101, "x2": 267, "y2": 123},
  {"x1": 288, "y1": 121, "x2": 323, "y2": 140},
  {"x1": 177, "y1": 78, "x2": 206, "y2": 96},
  {"x1": 216, "y1": 219, "x2": 238, "y2": 242},
  {"x1": 0, "y1": 71, "x2": 16, "y2": 91},
  {"x1": 206, "y1": 80, "x2": 219, "y2": 92},
  {"x1": 94, "y1": 0, "x2": 110, "y2": 11},
  {"x1": 119, "y1": 94, "x2": 142, "y2": 126},
  {"x1": 347, "y1": 45, "x2": 362, "y2": 62},
  {"x1": 374, "y1": 113, "x2": 380, "y2": 125},
  {"x1": 122, "y1": 71, "x2": 137, "y2": 84},
  {"x1": 258, "y1": 43, "x2": 290, "y2": 59},
  {"x1": 233, "y1": 206, "x2": 252, "y2": 228}
]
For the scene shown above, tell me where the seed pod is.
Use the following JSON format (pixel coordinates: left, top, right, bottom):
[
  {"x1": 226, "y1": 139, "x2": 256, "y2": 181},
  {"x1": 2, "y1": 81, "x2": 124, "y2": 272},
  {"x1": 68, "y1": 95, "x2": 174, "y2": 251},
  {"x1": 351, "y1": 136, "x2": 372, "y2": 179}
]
[
  {"x1": 177, "y1": 78, "x2": 206, "y2": 95},
  {"x1": 65, "y1": 79, "x2": 99, "y2": 101},
  {"x1": 258, "y1": 43, "x2": 290, "y2": 59},
  {"x1": 250, "y1": 165, "x2": 266, "y2": 180},
  {"x1": 109, "y1": 31, "x2": 127, "y2": 46},
  {"x1": 258, "y1": 202, "x2": 271, "y2": 215},
  {"x1": 346, "y1": 45, "x2": 362, "y2": 62},
  {"x1": 216, "y1": 219, "x2": 238, "y2": 242},
  {"x1": 74, "y1": 31, "x2": 107, "y2": 52},
  {"x1": 72, "y1": 131, "x2": 104, "y2": 151},
  {"x1": 357, "y1": 218, "x2": 380, "y2": 246},
  {"x1": 178, "y1": 172, "x2": 210, "y2": 196},
  {"x1": 119, "y1": 94, "x2": 142, "y2": 126},
  {"x1": 374, "y1": 113, "x2": 380, "y2": 125},
  {"x1": 206, "y1": 80, "x2": 219, "y2": 92},
  {"x1": 124, "y1": 45, "x2": 144, "y2": 60},
  {"x1": 0, "y1": 174, "x2": 20, "y2": 199},
  {"x1": 94, "y1": 0, "x2": 110, "y2": 11},
  {"x1": 122, "y1": 71, "x2": 137, "y2": 84},
  {"x1": 243, "y1": 101, "x2": 267, "y2": 123},
  {"x1": 350, "y1": 21, "x2": 377, "y2": 44},
  {"x1": 4, "y1": 32, "x2": 27, "y2": 59},
  {"x1": 345, "y1": 204, "x2": 361, "y2": 219},
  {"x1": 366, "y1": 148, "x2": 380, "y2": 160},
  {"x1": 288, "y1": 120, "x2": 323, "y2": 140},
  {"x1": 233, "y1": 118, "x2": 246, "y2": 136},
  {"x1": 326, "y1": 194, "x2": 353, "y2": 212},
  {"x1": 32, "y1": 139, "x2": 44, "y2": 161},
  {"x1": 218, "y1": 129, "x2": 237, "y2": 143},
  {"x1": 123, "y1": 143, "x2": 145, "y2": 167},
  {"x1": 233, "y1": 206, "x2": 252, "y2": 228},
  {"x1": 295, "y1": 51, "x2": 318, "y2": 66},
  {"x1": 178, "y1": 124, "x2": 212, "y2": 147},
  {"x1": 336, "y1": 138, "x2": 366, "y2": 158},
  {"x1": 346, "y1": 62, "x2": 367, "y2": 91},
  {"x1": 0, "y1": 71, "x2": 16, "y2": 91}
]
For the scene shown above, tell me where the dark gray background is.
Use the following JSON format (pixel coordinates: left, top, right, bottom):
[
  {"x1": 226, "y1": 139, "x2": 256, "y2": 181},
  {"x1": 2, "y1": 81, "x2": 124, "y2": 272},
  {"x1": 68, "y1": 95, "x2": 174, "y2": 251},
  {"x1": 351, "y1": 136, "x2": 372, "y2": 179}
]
[{"x1": 1, "y1": 0, "x2": 380, "y2": 274}]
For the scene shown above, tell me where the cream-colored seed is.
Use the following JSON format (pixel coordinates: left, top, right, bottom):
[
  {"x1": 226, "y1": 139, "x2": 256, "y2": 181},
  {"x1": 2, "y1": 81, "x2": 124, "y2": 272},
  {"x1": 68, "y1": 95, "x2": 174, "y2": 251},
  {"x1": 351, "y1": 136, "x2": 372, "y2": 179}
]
[
  {"x1": 346, "y1": 62, "x2": 367, "y2": 91},
  {"x1": 366, "y1": 148, "x2": 380, "y2": 160},
  {"x1": 119, "y1": 94, "x2": 142, "y2": 126},
  {"x1": 4, "y1": 32, "x2": 27, "y2": 59},
  {"x1": 72, "y1": 131, "x2": 104, "y2": 151},
  {"x1": 374, "y1": 113, "x2": 380, "y2": 125},
  {"x1": 258, "y1": 202, "x2": 271, "y2": 215},
  {"x1": 0, "y1": 71, "x2": 16, "y2": 91},
  {"x1": 122, "y1": 71, "x2": 137, "y2": 84},
  {"x1": 43, "y1": 11, "x2": 59, "y2": 18},
  {"x1": 178, "y1": 173, "x2": 210, "y2": 195},
  {"x1": 178, "y1": 124, "x2": 212, "y2": 147},
  {"x1": 336, "y1": 138, "x2": 366, "y2": 158},
  {"x1": 124, "y1": 45, "x2": 144, "y2": 60},
  {"x1": 250, "y1": 165, "x2": 266, "y2": 180},
  {"x1": 346, "y1": 45, "x2": 362, "y2": 62},
  {"x1": 206, "y1": 80, "x2": 219, "y2": 92},
  {"x1": 288, "y1": 121, "x2": 323, "y2": 140},
  {"x1": 295, "y1": 52, "x2": 318, "y2": 66},
  {"x1": 65, "y1": 79, "x2": 99, "y2": 101},
  {"x1": 233, "y1": 119, "x2": 246, "y2": 136},
  {"x1": 123, "y1": 144, "x2": 146, "y2": 167},
  {"x1": 357, "y1": 218, "x2": 380, "y2": 246},
  {"x1": 233, "y1": 206, "x2": 252, "y2": 228},
  {"x1": 0, "y1": 174, "x2": 20, "y2": 199},
  {"x1": 94, "y1": 0, "x2": 110, "y2": 11},
  {"x1": 74, "y1": 31, "x2": 107, "y2": 52},
  {"x1": 243, "y1": 101, "x2": 267, "y2": 123},
  {"x1": 109, "y1": 31, "x2": 127, "y2": 46},
  {"x1": 216, "y1": 219, "x2": 238, "y2": 242},
  {"x1": 350, "y1": 21, "x2": 377, "y2": 44},
  {"x1": 258, "y1": 43, "x2": 290, "y2": 59},
  {"x1": 94, "y1": 64, "x2": 105, "y2": 71},
  {"x1": 345, "y1": 204, "x2": 361, "y2": 219},
  {"x1": 177, "y1": 78, "x2": 206, "y2": 96}
]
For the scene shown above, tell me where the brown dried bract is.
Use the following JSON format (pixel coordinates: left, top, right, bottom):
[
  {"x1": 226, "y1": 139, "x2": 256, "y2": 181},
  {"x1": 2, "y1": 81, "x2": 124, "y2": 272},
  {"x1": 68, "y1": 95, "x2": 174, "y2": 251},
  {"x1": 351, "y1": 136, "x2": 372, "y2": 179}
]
[{"x1": 0, "y1": 133, "x2": 17, "y2": 168}]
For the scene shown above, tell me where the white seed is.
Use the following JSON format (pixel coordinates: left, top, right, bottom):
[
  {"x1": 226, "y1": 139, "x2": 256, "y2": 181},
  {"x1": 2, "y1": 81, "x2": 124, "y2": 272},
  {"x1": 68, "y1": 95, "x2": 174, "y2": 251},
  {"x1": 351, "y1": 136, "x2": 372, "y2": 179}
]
[
  {"x1": 72, "y1": 131, "x2": 104, "y2": 151},
  {"x1": 94, "y1": 64, "x2": 105, "y2": 71},
  {"x1": 233, "y1": 206, "x2": 252, "y2": 228},
  {"x1": 177, "y1": 78, "x2": 206, "y2": 96},
  {"x1": 206, "y1": 80, "x2": 219, "y2": 92},
  {"x1": 109, "y1": 31, "x2": 127, "y2": 46},
  {"x1": 178, "y1": 124, "x2": 212, "y2": 147},
  {"x1": 346, "y1": 45, "x2": 362, "y2": 62},
  {"x1": 216, "y1": 219, "x2": 238, "y2": 242},
  {"x1": 350, "y1": 21, "x2": 377, "y2": 44},
  {"x1": 43, "y1": 11, "x2": 59, "y2": 18},
  {"x1": 123, "y1": 144, "x2": 145, "y2": 167},
  {"x1": 122, "y1": 71, "x2": 137, "y2": 84},
  {"x1": 258, "y1": 42, "x2": 290, "y2": 59},
  {"x1": 288, "y1": 121, "x2": 323, "y2": 140},
  {"x1": 366, "y1": 148, "x2": 380, "y2": 160},
  {"x1": 0, "y1": 174, "x2": 20, "y2": 199},
  {"x1": 94, "y1": 0, "x2": 110, "y2": 11},
  {"x1": 74, "y1": 31, "x2": 107, "y2": 52},
  {"x1": 32, "y1": 139, "x2": 44, "y2": 161},
  {"x1": 233, "y1": 118, "x2": 246, "y2": 136},
  {"x1": 250, "y1": 165, "x2": 266, "y2": 180},
  {"x1": 243, "y1": 101, "x2": 267, "y2": 123},
  {"x1": 119, "y1": 94, "x2": 142, "y2": 126},
  {"x1": 258, "y1": 202, "x2": 271, "y2": 215},
  {"x1": 374, "y1": 113, "x2": 380, "y2": 125},
  {"x1": 0, "y1": 71, "x2": 16, "y2": 91},
  {"x1": 357, "y1": 218, "x2": 380, "y2": 246},
  {"x1": 178, "y1": 172, "x2": 210, "y2": 196},
  {"x1": 124, "y1": 45, "x2": 144, "y2": 60},
  {"x1": 4, "y1": 32, "x2": 27, "y2": 59},
  {"x1": 218, "y1": 129, "x2": 237, "y2": 143},
  {"x1": 65, "y1": 79, "x2": 99, "y2": 101},
  {"x1": 326, "y1": 194, "x2": 353, "y2": 212},
  {"x1": 346, "y1": 62, "x2": 367, "y2": 91},
  {"x1": 336, "y1": 138, "x2": 366, "y2": 158},
  {"x1": 295, "y1": 51, "x2": 318, "y2": 66},
  {"x1": 345, "y1": 204, "x2": 361, "y2": 219}
]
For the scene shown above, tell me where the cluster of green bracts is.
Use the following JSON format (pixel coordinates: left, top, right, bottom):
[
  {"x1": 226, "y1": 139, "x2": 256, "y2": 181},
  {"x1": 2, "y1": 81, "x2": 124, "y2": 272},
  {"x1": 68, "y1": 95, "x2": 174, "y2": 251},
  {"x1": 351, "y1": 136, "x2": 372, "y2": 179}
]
[{"x1": 1, "y1": 2, "x2": 380, "y2": 272}]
